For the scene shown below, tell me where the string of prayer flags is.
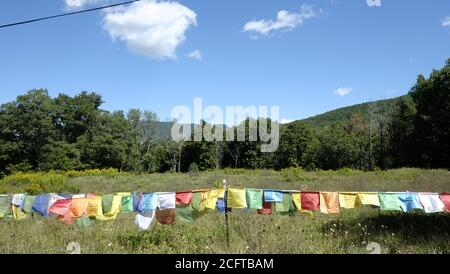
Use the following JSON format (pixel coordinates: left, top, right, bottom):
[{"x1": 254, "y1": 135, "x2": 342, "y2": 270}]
[
  {"x1": 300, "y1": 192, "x2": 320, "y2": 211},
  {"x1": 227, "y1": 188, "x2": 247, "y2": 208},
  {"x1": 3, "y1": 187, "x2": 450, "y2": 230},
  {"x1": 418, "y1": 193, "x2": 445, "y2": 213},
  {"x1": 319, "y1": 192, "x2": 340, "y2": 214}
]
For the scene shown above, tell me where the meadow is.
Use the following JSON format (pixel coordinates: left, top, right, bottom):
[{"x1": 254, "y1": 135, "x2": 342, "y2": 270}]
[{"x1": 0, "y1": 168, "x2": 450, "y2": 254}]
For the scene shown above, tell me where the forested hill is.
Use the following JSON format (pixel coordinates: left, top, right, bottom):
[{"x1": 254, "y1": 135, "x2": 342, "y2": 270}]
[{"x1": 296, "y1": 95, "x2": 410, "y2": 128}]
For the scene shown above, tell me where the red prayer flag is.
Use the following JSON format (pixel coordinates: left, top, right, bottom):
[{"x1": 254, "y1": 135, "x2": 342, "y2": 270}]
[
  {"x1": 439, "y1": 193, "x2": 450, "y2": 213},
  {"x1": 257, "y1": 202, "x2": 272, "y2": 215},
  {"x1": 300, "y1": 192, "x2": 320, "y2": 211},
  {"x1": 176, "y1": 192, "x2": 193, "y2": 205},
  {"x1": 48, "y1": 198, "x2": 72, "y2": 216}
]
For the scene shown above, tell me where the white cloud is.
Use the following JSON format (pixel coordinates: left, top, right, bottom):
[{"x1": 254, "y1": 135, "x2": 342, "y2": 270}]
[
  {"x1": 186, "y1": 50, "x2": 202, "y2": 60},
  {"x1": 281, "y1": 118, "x2": 294, "y2": 124},
  {"x1": 334, "y1": 87, "x2": 352, "y2": 97},
  {"x1": 64, "y1": 0, "x2": 99, "y2": 8},
  {"x1": 442, "y1": 16, "x2": 450, "y2": 27},
  {"x1": 102, "y1": 0, "x2": 197, "y2": 59},
  {"x1": 243, "y1": 4, "x2": 319, "y2": 38}
]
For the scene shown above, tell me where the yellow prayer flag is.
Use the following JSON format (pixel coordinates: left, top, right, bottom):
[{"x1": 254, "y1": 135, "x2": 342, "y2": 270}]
[
  {"x1": 96, "y1": 214, "x2": 118, "y2": 221},
  {"x1": 197, "y1": 191, "x2": 210, "y2": 212},
  {"x1": 109, "y1": 195, "x2": 122, "y2": 215},
  {"x1": 292, "y1": 193, "x2": 302, "y2": 211},
  {"x1": 205, "y1": 188, "x2": 225, "y2": 209},
  {"x1": 338, "y1": 192, "x2": 361, "y2": 209},
  {"x1": 86, "y1": 197, "x2": 103, "y2": 217},
  {"x1": 12, "y1": 205, "x2": 27, "y2": 220},
  {"x1": 357, "y1": 192, "x2": 380, "y2": 207},
  {"x1": 98, "y1": 195, "x2": 122, "y2": 221},
  {"x1": 227, "y1": 188, "x2": 247, "y2": 208}
]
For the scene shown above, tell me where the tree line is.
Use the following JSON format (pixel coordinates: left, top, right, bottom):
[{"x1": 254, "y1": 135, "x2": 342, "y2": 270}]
[{"x1": 0, "y1": 60, "x2": 448, "y2": 176}]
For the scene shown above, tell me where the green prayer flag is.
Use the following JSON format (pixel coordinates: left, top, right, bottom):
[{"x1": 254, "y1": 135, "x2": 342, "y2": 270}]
[
  {"x1": 275, "y1": 193, "x2": 294, "y2": 213},
  {"x1": 191, "y1": 192, "x2": 203, "y2": 210},
  {"x1": 0, "y1": 195, "x2": 12, "y2": 218},
  {"x1": 121, "y1": 195, "x2": 133, "y2": 213},
  {"x1": 378, "y1": 193, "x2": 402, "y2": 211},
  {"x1": 22, "y1": 195, "x2": 36, "y2": 214},
  {"x1": 246, "y1": 189, "x2": 263, "y2": 209},
  {"x1": 175, "y1": 205, "x2": 196, "y2": 223},
  {"x1": 76, "y1": 216, "x2": 95, "y2": 228},
  {"x1": 102, "y1": 194, "x2": 114, "y2": 214}
]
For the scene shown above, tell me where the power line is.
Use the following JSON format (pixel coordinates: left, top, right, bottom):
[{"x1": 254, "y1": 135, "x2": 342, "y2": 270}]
[{"x1": 0, "y1": 0, "x2": 141, "y2": 29}]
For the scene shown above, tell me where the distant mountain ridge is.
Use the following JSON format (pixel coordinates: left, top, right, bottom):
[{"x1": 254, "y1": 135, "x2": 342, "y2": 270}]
[{"x1": 295, "y1": 95, "x2": 409, "y2": 128}]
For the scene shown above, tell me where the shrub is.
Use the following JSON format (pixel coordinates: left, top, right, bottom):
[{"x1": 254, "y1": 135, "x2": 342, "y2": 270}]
[
  {"x1": 188, "y1": 163, "x2": 200, "y2": 174},
  {"x1": 0, "y1": 172, "x2": 79, "y2": 194}
]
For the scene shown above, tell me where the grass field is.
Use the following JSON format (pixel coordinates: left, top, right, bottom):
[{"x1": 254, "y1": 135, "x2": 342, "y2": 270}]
[{"x1": 1, "y1": 168, "x2": 450, "y2": 254}]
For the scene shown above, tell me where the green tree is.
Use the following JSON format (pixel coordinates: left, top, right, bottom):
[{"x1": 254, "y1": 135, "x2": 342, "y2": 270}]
[{"x1": 410, "y1": 59, "x2": 450, "y2": 168}]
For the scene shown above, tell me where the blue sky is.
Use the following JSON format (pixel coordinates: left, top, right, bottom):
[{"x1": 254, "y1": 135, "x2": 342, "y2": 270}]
[{"x1": 0, "y1": 0, "x2": 449, "y2": 124}]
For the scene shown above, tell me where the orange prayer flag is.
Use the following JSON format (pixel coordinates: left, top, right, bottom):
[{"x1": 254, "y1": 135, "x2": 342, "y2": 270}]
[{"x1": 319, "y1": 192, "x2": 340, "y2": 214}]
